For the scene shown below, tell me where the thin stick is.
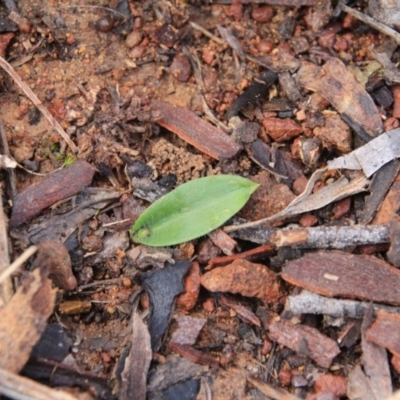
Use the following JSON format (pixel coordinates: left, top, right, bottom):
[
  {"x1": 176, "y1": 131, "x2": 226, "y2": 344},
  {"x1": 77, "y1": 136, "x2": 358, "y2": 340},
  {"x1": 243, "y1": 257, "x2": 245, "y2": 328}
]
[
  {"x1": 0, "y1": 189, "x2": 12, "y2": 305},
  {"x1": 0, "y1": 245, "x2": 37, "y2": 285},
  {"x1": 248, "y1": 376, "x2": 301, "y2": 400},
  {"x1": 341, "y1": 4, "x2": 400, "y2": 45},
  {"x1": 0, "y1": 118, "x2": 17, "y2": 199},
  {"x1": 189, "y1": 22, "x2": 225, "y2": 45},
  {"x1": 0, "y1": 367, "x2": 77, "y2": 400},
  {"x1": 58, "y1": 5, "x2": 127, "y2": 19},
  {"x1": 0, "y1": 56, "x2": 78, "y2": 153}
]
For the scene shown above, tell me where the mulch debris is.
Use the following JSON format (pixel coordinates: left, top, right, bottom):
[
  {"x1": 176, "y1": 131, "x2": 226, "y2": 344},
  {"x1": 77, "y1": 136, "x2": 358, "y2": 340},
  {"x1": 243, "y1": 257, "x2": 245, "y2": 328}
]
[{"x1": 2, "y1": 0, "x2": 400, "y2": 399}]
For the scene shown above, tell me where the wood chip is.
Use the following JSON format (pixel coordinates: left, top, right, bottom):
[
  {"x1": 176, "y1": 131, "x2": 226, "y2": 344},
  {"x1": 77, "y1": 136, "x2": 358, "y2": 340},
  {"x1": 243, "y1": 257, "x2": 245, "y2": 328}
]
[
  {"x1": 366, "y1": 310, "x2": 400, "y2": 357},
  {"x1": 361, "y1": 307, "x2": 392, "y2": 399},
  {"x1": 297, "y1": 59, "x2": 383, "y2": 138},
  {"x1": 151, "y1": 101, "x2": 241, "y2": 160},
  {"x1": 208, "y1": 229, "x2": 237, "y2": 256},
  {"x1": 0, "y1": 268, "x2": 56, "y2": 372},
  {"x1": 347, "y1": 364, "x2": 377, "y2": 400},
  {"x1": 361, "y1": 159, "x2": 400, "y2": 224},
  {"x1": 372, "y1": 169, "x2": 400, "y2": 224},
  {"x1": 10, "y1": 160, "x2": 95, "y2": 228},
  {"x1": 120, "y1": 311, "x2": 152, "y2": 400},
  {"x1": 266, "y1": 319, "x2": 340, "y2": 368},
  {"x1": 220, "y1": 295, "x2": 261, "y2": 327},
  {"x1": 282, "y1": 251, "x2": 400, "y2": 306}
]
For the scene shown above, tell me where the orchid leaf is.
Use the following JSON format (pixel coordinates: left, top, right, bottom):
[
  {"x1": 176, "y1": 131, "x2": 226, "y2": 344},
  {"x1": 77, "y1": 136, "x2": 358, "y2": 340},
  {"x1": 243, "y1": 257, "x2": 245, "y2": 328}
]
[{"x1": 130, "y1": 175, "x2": 259, "y2": 247}]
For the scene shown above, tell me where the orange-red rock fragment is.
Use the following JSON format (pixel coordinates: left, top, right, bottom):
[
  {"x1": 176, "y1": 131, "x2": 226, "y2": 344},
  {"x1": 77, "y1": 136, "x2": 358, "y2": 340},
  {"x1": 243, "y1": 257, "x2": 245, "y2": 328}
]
[
  {"x1": 176, "y1": 262, "x2": 201, "y2": 312},
  {"x1": 262, "y1": 117, "x2": 303, "y2": 142},
  {"x1": 314, "y1": 374, "x2": 347, "y2": 397},
  {"x1": 201, "y1": 258, "x2": 285, "y2": 305}
]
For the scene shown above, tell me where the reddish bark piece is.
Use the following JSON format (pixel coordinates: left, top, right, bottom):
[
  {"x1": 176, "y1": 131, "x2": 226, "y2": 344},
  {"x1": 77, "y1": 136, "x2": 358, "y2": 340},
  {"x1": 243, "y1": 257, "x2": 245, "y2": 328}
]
[
  {"x1": 372, "y1": 172, "x2": 400, "y2": 225},
  {"x1": 282, "y1": 250, "x2": 400, "y2": 306},
  {"x1": 151, "y1": 101, "x2": 241, "y2": 160},
  {"x1": 0, "y1": 33, "x2": 15, "y2": 58},
  {"x1": 176, "y1": 262, "x2": 201, "y2": 312},
  {"x1": 262, "y1": 117, "x2": 303, "y2": 142},
  {"x1": 201, "y1": 258, "x2": 285, "y2": 305},
  {"x1": 120, "y1": 312, "x2": 152, "y2": 400},
  {"x1": 10, "y1": 160, "x2": 95, "y2": 227},
  {"x1": 297, "y1": 59, "x2": 383, "y2": 137},
  {"x1": 34, "y1": 242, "x2": 77, "y2": 291},
  {"x1": 170, "y1": 314, "x2": 207, "y2": 346},
  {"x1": 393, "y1": 86, "x2": 400, "y2": 119},
  {"x1": 391, "y1": 354, "x2": 400, "y2": 374},
  {"x1": 168, "y1": 342, "x2": 219, "y2": 368},
  {"x1": 361, "y1": 307, "x2": 392, "y2": 399},
  {"x1": 366, "y1": 310, "x2": 400, "y2": 357},
  {"x1": 0, "y1": 268, "x2": 56, "y2": 372},
  {"x1": 267, "y1": 319, "x2": 340, "y2": 368},
  {"x1": 314, "y1": 374, "x2": 347, "y2": 397},
  {"x1": 220, "y1": 295, "x2": 261, "y2": 327},
  {"x1": 208, "y1": 228, "x2": 237, "y2": 256}
]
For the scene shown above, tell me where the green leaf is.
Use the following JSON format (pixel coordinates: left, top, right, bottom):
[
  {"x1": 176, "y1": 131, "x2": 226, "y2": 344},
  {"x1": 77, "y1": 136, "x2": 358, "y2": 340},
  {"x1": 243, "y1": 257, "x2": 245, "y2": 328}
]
[{"x1": 130, "y1": 175, "x2": 259, "y2": 247}]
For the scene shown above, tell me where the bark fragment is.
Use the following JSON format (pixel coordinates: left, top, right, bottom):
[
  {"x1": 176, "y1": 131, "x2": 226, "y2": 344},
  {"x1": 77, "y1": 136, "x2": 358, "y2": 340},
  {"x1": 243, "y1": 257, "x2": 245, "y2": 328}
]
[
  {"x1": 0, "y1": 268, "x2": 56, "y2": 372},
  {"x1": 366, "y1": 310, "x2": 400, "y2": 357},
  {"x1": 297, "y1": 59, "x2": 383, "y2": 138},
  {"x1": 10, "y1": 160, "x2": 95, "y2": 227},
  {"x1": 266, "y1": 319, "x2": 340, "y2": 368},
  {"x1": 151, "y1": 101, "x2": 241, "y2": 160},
  {"x1": 282, "y1": 250, "x2": 400, "y2": 305}
]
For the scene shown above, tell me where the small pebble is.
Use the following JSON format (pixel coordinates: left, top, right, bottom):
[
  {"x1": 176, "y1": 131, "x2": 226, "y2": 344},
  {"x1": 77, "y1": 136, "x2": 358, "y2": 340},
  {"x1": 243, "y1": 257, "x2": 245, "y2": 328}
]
[
  {"x1": 126, "y1": 31, "x2": 142, "y2": 48},
  {"x1": 170, "y1": 53, "x2": 192, "y2": 82},
  {"x1": 251, "y1": 6, "x2": 274, "y2": 23},
  {"x1": 95, "y1": 16, "x2": 114, "y2": 33}
]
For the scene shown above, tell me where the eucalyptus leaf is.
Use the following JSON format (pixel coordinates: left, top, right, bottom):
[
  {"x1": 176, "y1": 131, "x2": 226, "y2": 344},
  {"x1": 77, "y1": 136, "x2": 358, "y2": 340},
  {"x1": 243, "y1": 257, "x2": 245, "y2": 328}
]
[{"x1": 130, "y1": 175, "x2": 259, "y2": 247}]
